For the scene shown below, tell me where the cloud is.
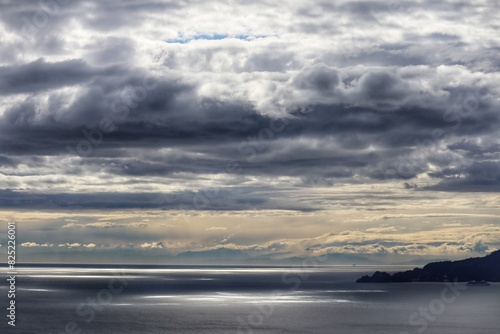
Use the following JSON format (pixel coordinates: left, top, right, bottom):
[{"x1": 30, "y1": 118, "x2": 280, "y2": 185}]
[
  {"x1": 0, "y1": 58, "x2": 99, "y2": 95},
  {"x1": 365, "y1": 226, "x2": 401, "y2": 233},
  {"x1": 0, "y1": 0, "x2": 499, "y2": 263},
  {"x1": 0, "y1": 60, "x2": 498, "y2": 208},
  {"x1": 139, "y1": 242, "x2": 164, "y2": 249},
  {"x1": 21, "y1": 242, "x2": 40, "y2": 247},
  {"x1": 205, "y1": 227, "x2": 227, "y2": 231},
  {"x1": 292, "y1": 64, "x2": 339, "y2": 93},
  {"x1": 21, "y1": 242, "x2": 53, "y2": 247},
  {"x1": 54, "y1": 242, "x2": 98, "y2": 249},
  {"x1": 427, "y1": 161, "x2": 500, "y2": 192},
  {"x1": 62, "y1": 222, "x2": 149, "y2": 228},
  {"x1": 58, "y1": 243, "x2": 82, "y2": 248}
]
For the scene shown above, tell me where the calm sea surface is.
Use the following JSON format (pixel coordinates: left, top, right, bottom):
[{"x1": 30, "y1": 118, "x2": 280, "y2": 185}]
[{"x1": 1, "y1": 265, "x2": 499, "y2": 333}]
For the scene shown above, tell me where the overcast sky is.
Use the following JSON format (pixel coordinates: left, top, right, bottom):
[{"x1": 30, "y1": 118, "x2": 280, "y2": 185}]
[{"x1": 0, "y1": 0, "x2": 499, "y2": 264}]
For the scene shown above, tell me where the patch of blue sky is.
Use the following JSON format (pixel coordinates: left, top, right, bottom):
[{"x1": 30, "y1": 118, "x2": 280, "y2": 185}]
[{"x1": 165, "y1": 33, "x2": 269, "y2": 44}]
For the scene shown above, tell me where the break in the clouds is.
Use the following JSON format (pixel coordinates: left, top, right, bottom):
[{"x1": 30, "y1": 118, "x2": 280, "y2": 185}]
[{"x1": 0, "y1": 0, "x2": 499, "y2": 263}]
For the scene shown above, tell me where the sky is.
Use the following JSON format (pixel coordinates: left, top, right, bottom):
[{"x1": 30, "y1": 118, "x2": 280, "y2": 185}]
[{"x1": 0, "y1": 0, "x2": 499, "y2": 264}]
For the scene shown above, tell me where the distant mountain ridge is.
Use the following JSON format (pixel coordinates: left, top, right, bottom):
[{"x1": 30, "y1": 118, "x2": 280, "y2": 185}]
[{"x1": 357, "y1": 249, "x2": 500, "y2": 283}]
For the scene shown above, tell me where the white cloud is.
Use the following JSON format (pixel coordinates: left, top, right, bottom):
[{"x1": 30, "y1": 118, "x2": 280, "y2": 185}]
[
  {"x1": 139, "y1": 242, "x2": 164, "y2": 249},
  {"x1": 20, "y1": 242, "x2": 53, "y2": 247},
  {"x1": 205, "y1": 227, "x2": 227, "y2": 231},
  {"x1": 58, "y1": 243, "x2": 82, "y2": 248},
  {"x1": 21, "y1": 242, "x2": 40, "y2": 247}
]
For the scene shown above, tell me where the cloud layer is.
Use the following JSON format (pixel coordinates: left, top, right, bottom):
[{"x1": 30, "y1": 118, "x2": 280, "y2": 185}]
[{"x1": 0, "y1": 0, "x2": 499, "y2": 262}]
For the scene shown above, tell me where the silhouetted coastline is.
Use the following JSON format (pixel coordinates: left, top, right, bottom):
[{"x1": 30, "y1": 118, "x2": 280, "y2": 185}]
[{"x1": 357, "y1": 249, "x2": 500, "y2": 283}]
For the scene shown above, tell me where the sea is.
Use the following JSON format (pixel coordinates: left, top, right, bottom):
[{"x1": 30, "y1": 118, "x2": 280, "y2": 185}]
[{"x1": 1, "y1": 265, "x2": 499, "y2": 333}]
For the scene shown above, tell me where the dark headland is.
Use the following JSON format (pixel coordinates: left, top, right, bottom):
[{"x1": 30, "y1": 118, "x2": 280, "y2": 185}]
[{"x1": 357, "y1": 249, "x2": 500, "y2": 283}]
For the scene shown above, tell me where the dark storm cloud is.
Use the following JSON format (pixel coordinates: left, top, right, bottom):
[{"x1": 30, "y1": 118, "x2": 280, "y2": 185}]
[
  {"x1": 336, "y1": 1, "x2": 400, "y2": 21},
  {"x1": 0, "y1": 188, "x2": 316, "y2": 211},
  {"x1": 292, "y1": 64, "x2": 339, "y2": 92},
  {"x1": 427, "y1": 161, "x2": 500, "y2": 192},
  {"x1": 0, "y1": 58, "x2": 95, "y2": 95},
  {"x1": 357, "y1": 71, "x2": 409, "y2": 102},
  {"x1": 0, "y1": 64, "x2": 498, "y2": 186},
  {"x1": 447, "y1": 139, "x2": 500, "y2": 159},
  {"x1": 0, "y1": 155, "x2": 15, "y2": 166},
  {"x1": 0, "y1": 63, "x2": 199, "y2": 154}
]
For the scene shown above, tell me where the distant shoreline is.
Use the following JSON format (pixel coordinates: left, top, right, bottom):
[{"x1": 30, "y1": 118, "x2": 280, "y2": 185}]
[{"x1": 357, "y1": 250, "x2": 500, "y2": 283}]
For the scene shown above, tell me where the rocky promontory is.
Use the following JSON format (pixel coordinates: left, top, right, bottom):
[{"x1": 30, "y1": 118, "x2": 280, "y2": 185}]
[{"x1": 357, "y1": 249, "x2": 500, "y2": 283}]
